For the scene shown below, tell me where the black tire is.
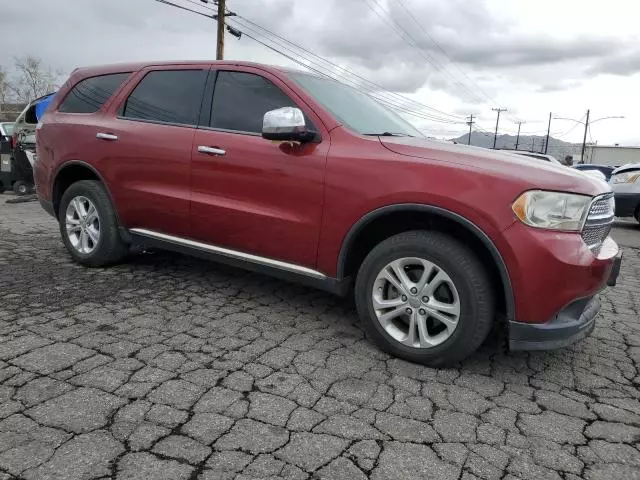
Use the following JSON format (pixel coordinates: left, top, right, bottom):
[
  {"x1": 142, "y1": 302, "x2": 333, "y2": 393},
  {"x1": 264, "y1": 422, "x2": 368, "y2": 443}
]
[
  {"x1": 59, "y1": 180, "x2": 128, "y2": 267},
  {"x1": 355, "y1": 230, "x2": 495, "y2": 367},
  {"x1": 13, "y1": 181, "x2": 28, "y2": 196},
  {"x1": 635, "y1": 206, "x2": 640, "y2": 224}
]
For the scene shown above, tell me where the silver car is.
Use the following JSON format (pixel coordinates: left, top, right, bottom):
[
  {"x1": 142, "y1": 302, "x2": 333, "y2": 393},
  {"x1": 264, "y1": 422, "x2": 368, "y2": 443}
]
[{"x1": 610, "y1": 163, "x2": 640, "y2": 223}]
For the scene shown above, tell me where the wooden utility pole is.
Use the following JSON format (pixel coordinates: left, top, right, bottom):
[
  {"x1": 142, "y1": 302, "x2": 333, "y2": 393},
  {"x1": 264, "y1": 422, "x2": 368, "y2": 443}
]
[
  {"x1": 492, "y1": 108, "x2": 507, "y2": 149},
  {"x1": 466, "y1": 114, "x2": 475, "y2": 145},
  {"x1": 544, "y1": 112, "x2": 552, "y2": 154},
  {"x1": 581, "y1": 109, "x2": 590, "y2": 163},
  {"x1": 515, "y1": 121, "x2": 524, "y2": 150},
  {"x1": 216, "y1": 0, "x2": 226, "y2": 60}
]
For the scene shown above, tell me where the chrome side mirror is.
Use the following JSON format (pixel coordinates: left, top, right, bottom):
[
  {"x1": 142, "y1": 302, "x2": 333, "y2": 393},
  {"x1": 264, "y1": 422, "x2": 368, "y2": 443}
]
[{"x1": 262, "y1": 107, "x2": 315, "y2": 143}]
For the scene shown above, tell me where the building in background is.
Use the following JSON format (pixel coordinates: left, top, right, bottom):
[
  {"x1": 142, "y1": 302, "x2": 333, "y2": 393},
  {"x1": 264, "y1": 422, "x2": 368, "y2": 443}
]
[{"x1": 584, "y1": 145, "x2": 640, "y2": 167}]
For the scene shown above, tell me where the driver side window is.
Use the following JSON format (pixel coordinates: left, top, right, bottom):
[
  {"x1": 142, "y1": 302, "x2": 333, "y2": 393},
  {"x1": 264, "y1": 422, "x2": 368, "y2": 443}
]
[{"x1": 210, "y1": 71, "x2": 306, "y2": 134}]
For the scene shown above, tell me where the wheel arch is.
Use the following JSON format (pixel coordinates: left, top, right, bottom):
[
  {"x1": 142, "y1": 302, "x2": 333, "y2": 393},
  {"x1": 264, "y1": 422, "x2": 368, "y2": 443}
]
[
  {"x1": 337, "y1": 204, "x2": 515, "y2": 321},
  {"x1": 53, "y1": 161, "x2": 112, "y2": 217},
  {"x1": 51, "y1": 160, "x2": 131, "y2": 243}
]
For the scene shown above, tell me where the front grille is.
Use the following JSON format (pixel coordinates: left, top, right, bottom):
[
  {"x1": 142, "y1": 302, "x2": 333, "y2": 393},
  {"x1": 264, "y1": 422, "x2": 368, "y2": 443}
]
[{"x1": 581, "y1": 193, "x2": 615, "y2": 255}]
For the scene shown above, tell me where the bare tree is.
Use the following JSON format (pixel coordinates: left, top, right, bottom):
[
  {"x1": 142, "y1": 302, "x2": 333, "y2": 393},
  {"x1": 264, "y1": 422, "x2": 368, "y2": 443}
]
[
  {"x1": 0, "y1": 66, "x2": 9, "y2": 113},
  {"x1": 7, "y1": 56, "x2": 59, "y2": 103}
]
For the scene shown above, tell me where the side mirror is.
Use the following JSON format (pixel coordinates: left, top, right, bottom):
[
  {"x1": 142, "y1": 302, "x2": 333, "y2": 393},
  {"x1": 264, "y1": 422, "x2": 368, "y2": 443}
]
[{"x1": 262, "y1": 107, "x2": 316, "y2": 143}]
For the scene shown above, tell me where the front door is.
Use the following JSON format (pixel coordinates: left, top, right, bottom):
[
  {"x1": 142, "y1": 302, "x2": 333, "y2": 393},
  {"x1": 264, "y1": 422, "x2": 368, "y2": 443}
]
[{"x1": 190, "y1": 67, "x2": 329, "y2": 269}]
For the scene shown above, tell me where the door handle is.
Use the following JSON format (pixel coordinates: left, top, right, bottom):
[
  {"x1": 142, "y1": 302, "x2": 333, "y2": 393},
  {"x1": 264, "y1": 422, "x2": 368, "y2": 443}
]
[
  {"x1": 96, "y1": 133, "x2": 118, "y2": 141},
  {"x1": 198, "y1": 146, "x2": 226, "y2": 156}
]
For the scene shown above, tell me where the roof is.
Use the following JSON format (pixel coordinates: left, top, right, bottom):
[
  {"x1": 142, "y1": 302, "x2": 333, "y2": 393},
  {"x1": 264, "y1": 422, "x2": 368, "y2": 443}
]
[
  {"x1": 72, "y1": 60, "x2": 309, "y2": 78},
  {"x1": 589, "y1": 145, "x2": 640, "y2": 150}
]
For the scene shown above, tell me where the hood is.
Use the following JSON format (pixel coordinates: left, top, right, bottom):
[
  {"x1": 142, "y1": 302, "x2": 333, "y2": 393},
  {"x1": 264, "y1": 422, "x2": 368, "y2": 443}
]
[{"x1": 379, "y1": 136, "x2": 610, "y2": 197}]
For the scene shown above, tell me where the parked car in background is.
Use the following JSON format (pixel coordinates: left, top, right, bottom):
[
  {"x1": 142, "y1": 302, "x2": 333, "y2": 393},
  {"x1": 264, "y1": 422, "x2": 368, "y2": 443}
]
[
  {"x1": 35, "y1": 61, "x2": 621, "y2": 366},
  {"x1": 610, "y1": 163, "x2": 640, "y2": 222},
  {"x1": 503, "y1": 149, "x2": 607, "y2": 181},
  {"x1": 499, "y1": 149, "x2": 563, "y2": 165},
  {"x1": 573, "y1": 164, "x2": 616, "y2": 181},
  {"x1": 0, "y1": 122, "x2": 14, "y2": 140}
]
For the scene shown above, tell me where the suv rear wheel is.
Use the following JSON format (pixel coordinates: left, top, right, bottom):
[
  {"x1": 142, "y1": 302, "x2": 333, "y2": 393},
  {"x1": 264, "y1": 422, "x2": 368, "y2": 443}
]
[
  {"x1": 59, "y1": 180, "x2": 128, "y2": 266},
  {"x1": 355, "y1": 231, "x2": 495, "y2": 366}
]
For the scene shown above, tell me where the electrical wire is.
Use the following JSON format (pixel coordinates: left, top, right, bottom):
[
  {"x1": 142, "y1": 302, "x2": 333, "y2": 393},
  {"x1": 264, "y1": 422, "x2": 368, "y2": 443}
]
[
  {"x1": 226, "y1": 19, "x2": 463, "y2": 124},
  {"x1": 361, "y1": 0, "x2": 490, "y2": 106},
  {"x1": 393, "y1": 0, "x2": 498, "y2": 107},
  {"x1": 153, "y1": 0, "x2": 214, "y2": 19},
  {"x1": 177, "y1": 0, "x2": 472, "y2": 124},
  {"x1": 175, "y1": 0, "x2": 467, "y2": 123}
]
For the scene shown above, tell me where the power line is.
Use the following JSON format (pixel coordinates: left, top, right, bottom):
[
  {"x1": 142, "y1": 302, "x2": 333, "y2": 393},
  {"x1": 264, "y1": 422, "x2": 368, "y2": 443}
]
[
  {"x1": 226, "y1": 18, "x2": 463, "y2": 125},
  {"x1": 153, "y1": 0, "x2": 214, "y2": 19},
  {"x1": 227, "y1": 18, "x2": 464, "y2": 124},
  {"x1": 181, "y1": 0, "x2": 466, "y2": 122},
  {"x1": 392, "y1": 0, "x2": 499, "y2": 108},
  {"x1": 233, "y1": 16, "x2": 465, "y2": 122},
  {"x1": 360, "y1": 0, "x2": 489, "y2": 106}
]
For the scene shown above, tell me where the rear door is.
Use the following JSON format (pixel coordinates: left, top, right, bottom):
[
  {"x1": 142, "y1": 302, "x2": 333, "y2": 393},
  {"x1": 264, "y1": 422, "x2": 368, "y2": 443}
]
[
  {"x1": 94, "y1": 67, "x2": 209, "y2": 236},
  {"x1": 190, "y1": 67, "x2": 329, "y2": 268}
]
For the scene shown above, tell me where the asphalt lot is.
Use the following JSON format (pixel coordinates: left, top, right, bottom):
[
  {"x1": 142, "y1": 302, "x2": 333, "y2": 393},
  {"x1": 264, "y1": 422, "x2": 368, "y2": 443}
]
[{"x1": 1, "y1": 196, "x2": 640, "y2": 480}]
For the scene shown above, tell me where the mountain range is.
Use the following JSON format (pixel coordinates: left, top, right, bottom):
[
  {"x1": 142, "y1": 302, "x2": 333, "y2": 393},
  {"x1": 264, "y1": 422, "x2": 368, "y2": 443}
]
[{"x1": 452, "y1": 132, "x2": 583, "y2": 161}]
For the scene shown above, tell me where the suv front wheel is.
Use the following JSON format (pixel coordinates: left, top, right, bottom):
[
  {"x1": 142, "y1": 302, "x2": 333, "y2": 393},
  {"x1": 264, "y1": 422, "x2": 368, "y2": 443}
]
[
  {"x1": 355, "y1": 231, "x2": 495, "y2": 366},
  {"x1": 59, "y1": 180, "x2": 129, "y2": 267}
]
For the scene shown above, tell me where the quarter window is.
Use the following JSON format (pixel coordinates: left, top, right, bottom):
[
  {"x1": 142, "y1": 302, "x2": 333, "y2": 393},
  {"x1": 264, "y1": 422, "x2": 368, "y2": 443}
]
[
  {"x1": 58, "y1": 73, "x2": 130, "y2": 114},
  {"x1": 210, "y1": 71, "x2": 297, "y2": 133},
  {"x1": 122, "y1": 70, "x2": 208, "y2": 126}
]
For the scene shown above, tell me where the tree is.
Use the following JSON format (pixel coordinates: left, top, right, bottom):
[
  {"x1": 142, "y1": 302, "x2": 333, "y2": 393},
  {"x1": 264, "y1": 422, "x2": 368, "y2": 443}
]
[
  {"x1": 7, "y1": 56, "x2": 59, "y2": 103},
  {"x1": 0, "y1": 66, "x2": 9, "y2": 112}
]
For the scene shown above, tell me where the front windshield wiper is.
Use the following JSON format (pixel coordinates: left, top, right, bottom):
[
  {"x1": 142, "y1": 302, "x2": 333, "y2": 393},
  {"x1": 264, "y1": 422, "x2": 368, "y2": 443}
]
[{"x1": 363, "y1": 132, "x2": 413, "y2": 137}]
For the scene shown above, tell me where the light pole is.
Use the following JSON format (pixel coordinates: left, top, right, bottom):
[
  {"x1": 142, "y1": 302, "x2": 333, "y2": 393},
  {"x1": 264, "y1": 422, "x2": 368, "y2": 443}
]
[{"x1": 553, "y1": 113, "x2": 624, "y2": 163}]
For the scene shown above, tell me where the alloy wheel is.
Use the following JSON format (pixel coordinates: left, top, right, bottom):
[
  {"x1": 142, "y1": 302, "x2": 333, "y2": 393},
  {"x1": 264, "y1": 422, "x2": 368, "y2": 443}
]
[
  {"x1": 65, "y1": 196, "x2": 101, "y2": 254},
  {"x1": 372, "y1": 257, "x2": 461, "y2": 348}
]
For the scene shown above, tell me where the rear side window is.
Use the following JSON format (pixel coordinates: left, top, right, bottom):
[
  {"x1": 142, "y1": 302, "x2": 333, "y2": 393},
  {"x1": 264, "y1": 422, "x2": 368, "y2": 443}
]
[
  {"x1": 210, "y1": 71, "x2": 297, "y2": 133},
  {"x1": 122, "y1": 70, "x2": 207, "y2": 126},
  {"x1": 58, "y1": 73, "x2": 130, "y2": 114}
]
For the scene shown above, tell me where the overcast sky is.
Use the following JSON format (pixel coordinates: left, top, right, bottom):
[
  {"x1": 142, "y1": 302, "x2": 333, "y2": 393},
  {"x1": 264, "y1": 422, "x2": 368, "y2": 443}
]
[{"x1": 3, "y1": 0, "x2": 638, "y2": 145}]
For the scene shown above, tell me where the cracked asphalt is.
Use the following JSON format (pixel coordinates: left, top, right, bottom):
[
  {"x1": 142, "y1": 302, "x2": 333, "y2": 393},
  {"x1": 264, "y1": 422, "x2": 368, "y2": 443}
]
[{"x1": 1, "y1": 197, "x2": 640, "y2": 480}]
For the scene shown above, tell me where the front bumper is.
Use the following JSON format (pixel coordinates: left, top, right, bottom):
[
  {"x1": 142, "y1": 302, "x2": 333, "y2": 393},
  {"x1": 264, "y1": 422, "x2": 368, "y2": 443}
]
[
  {"x1": 509, "y1": 250, "x2": 622, "y2": 351},
  {"x1": 613, "y1": 192, "x2": 640, "y2": 218},
  {"x1": 509, "y1": 296, "x2": 600, "y2": 351}
]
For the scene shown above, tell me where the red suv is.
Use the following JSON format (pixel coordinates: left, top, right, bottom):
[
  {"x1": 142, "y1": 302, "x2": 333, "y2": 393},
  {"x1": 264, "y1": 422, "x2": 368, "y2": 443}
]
[{"x1": 35, "y1": 61, "x2": 621, "y2": 366}]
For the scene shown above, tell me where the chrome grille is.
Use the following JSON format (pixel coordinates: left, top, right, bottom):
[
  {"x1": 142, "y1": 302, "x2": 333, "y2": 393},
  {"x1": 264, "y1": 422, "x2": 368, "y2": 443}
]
[{"x1": 581, "y1": 193, "x2": 615, "y2": 255}]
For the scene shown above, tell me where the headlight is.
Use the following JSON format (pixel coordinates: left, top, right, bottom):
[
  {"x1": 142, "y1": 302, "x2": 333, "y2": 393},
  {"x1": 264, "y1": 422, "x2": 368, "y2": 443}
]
[
  {"x1": 512, "y1": 190, "x2": 591, "y2": 231},
  {"x1": 611, "y1": 172, "x2": 640, "y2": 184}
]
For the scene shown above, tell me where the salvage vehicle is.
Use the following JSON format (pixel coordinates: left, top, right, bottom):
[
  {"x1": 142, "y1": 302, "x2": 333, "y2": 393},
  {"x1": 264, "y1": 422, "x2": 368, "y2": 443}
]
[
  {"x1": 4, "y1": 94, "x2": 55, "y2": 195},
  {"x1": 0, "y1": 122, "x2": 14, "y2": 139},
  {"x1": 610, "y1": 163, "x2": 640, "y2": 223},
  {"x1": 34, "y1": 61, "x2": 621, "y2": 366}
]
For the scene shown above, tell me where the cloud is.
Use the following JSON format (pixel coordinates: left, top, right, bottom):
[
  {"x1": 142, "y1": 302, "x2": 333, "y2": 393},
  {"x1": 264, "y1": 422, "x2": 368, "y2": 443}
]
[{"x1": 588, "y1": 50, "x2": 640, "y2": 76}]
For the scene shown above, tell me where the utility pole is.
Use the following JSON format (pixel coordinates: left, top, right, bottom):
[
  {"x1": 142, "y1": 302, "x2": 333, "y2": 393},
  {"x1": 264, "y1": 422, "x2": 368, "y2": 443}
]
[
  {"x1": 581, "y1": 109, "x2": 590, "y2": 163},
  {"x1": 216, "y1": 0, "x2": 226, "y2": 60},
  {"x1": 492, "y1": 108, "x2": 507, "y2": 149},
  {"x1": 531, "y1": 138, "x2": 536, "y2": 152},
  {"x1": 466, "y1": 114, "x2": 475, "y2": 145},
  {"x1": 515, "y1": 121, "x2": 525, "y2": 150},
  {"x1": 544, "y1": 112, "x2": 552, "y2": 154}
]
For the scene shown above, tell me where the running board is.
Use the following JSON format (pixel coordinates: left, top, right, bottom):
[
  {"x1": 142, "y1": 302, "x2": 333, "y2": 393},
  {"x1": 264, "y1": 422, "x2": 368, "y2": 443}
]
[{"x1": 128, "y1": 228, "x2": 350, "y2": 296}]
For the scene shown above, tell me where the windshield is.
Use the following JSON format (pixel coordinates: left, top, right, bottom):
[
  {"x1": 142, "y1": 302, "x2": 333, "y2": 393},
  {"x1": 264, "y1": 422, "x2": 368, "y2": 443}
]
[
  {"x1": 1, "y1": 123, "x2": 14, "y2": 136},
  {"x1": 289, "y1": 73, "x2": 424, "y2": 138}
]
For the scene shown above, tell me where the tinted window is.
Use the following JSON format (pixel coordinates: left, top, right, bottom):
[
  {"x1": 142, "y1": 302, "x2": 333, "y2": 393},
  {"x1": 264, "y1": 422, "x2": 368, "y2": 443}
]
[
  {"x1": 210, "y1": 71, "x2": 297, "y2": 133},
  {"x1": 59, "y1": 73, "x2": 130, "y2": 113},
  {"x1": 122, "y1": 70, "x2": 207, "y2": 126}
]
